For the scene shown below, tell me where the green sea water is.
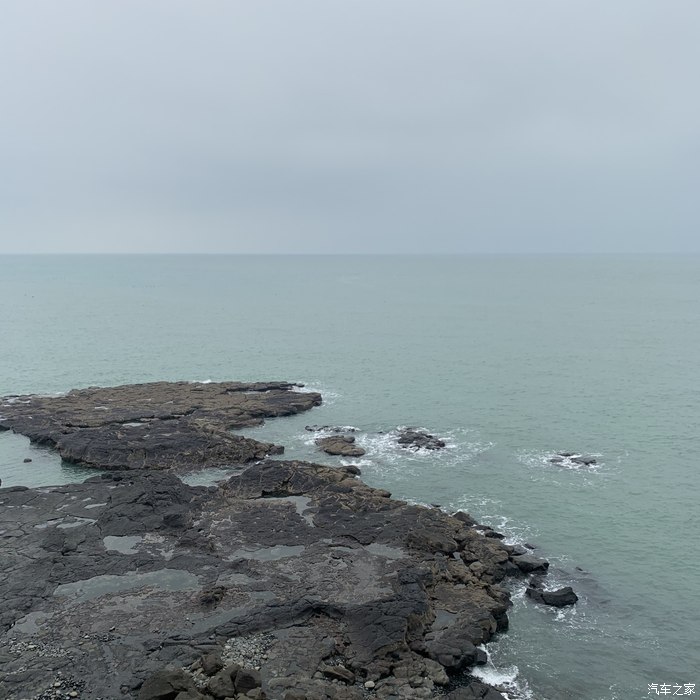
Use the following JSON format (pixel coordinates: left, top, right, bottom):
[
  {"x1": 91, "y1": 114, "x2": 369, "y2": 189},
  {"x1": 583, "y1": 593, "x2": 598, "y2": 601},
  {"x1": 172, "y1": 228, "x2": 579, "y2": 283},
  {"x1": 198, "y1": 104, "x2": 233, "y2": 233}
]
[{"x1": 0, "y1": 254, "x2": 698, "y2": 699}]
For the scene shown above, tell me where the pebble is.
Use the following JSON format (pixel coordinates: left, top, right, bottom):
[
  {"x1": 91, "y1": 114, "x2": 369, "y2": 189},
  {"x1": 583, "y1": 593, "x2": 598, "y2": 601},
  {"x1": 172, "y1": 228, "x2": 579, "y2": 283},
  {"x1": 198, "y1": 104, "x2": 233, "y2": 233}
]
[{"x1": 364, "y1": 680, "x2": 376, "y2": 689}]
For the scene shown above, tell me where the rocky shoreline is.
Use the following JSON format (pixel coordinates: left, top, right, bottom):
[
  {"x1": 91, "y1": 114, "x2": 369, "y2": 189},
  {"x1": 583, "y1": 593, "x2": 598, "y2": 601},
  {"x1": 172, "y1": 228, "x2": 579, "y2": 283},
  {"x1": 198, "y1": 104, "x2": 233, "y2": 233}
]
[{"x1": 0, "y1": 382, "x2": 572, "y2": 700}]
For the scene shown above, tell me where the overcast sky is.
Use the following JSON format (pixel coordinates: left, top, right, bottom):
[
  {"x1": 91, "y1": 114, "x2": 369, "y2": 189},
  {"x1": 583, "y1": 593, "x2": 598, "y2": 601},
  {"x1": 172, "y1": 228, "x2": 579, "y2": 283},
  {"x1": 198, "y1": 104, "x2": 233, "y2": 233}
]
[{"x1": 1, "y1": 1, "x2": 699, "y2": 253}]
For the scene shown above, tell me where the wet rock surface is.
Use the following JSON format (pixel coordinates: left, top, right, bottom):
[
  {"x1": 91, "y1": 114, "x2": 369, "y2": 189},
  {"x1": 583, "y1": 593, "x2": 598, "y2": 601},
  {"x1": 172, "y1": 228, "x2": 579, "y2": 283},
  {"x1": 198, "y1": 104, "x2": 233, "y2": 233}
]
[
  {"x1": 526, "y1": 583, "x2": 579, "y2": 608},
  {"x1": 314, "y1": 435, "x2": 366, "y2": 457},
  {"x1": 0, "y1": 382, "x2": 559, "y2": 699},
  {"x1": 396, "y1": 430, "x2": 446, "y2": 451},
  {"x1": 549, "y1": 452, "x2": 597, "y2": 466},
  {"x1": 0, "y1": 382, "x2": 321, "y2": 472}
]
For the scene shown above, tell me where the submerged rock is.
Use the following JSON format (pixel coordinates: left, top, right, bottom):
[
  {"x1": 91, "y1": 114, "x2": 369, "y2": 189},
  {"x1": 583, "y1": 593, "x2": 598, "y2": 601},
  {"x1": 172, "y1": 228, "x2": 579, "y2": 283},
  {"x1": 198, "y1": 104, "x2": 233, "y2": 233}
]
[
  {"x1": 305, "y1": 425, "x2": 357, "y2": 433},
  {"x1": 550, "y1": 452, "x2": 597, "y2": 466}
]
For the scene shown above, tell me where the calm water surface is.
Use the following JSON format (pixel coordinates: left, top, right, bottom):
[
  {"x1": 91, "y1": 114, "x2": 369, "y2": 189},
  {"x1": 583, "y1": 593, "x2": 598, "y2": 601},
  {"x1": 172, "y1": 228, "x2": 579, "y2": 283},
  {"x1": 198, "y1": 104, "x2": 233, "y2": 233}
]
[{"x1": 1, "y1": 254, "x2": 698, "y2": 699}]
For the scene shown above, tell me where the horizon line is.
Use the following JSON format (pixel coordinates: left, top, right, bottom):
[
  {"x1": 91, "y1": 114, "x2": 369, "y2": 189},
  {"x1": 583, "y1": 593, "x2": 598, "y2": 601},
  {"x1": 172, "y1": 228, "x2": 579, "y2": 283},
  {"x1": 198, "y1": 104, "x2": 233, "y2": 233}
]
[{"x1": 1, "y1": 251, "x2": 698, "y2": 257}]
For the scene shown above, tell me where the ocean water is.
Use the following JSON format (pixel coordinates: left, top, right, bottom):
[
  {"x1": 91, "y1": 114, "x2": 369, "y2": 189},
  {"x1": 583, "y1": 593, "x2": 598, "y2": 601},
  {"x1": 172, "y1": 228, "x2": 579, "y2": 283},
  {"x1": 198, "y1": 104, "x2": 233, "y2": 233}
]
[{"x1": 0, "y1": 254, "x2": 698, "y2": 699}]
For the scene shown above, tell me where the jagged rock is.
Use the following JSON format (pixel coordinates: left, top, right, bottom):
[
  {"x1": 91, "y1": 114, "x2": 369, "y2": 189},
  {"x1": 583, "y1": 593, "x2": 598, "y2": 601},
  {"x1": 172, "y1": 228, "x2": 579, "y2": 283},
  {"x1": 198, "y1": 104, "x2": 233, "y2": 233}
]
[
  {"x1": 315, "y1": 435, "x2": 366, "y2": 457},
  {"x1": 235, "y1": 668, "x2": 262, "y2": 693},
  {"x1": 526, "y1": 585, "x2": 578, "y2": 607},
  {"x1": 138, "y1": 667, "x2": 200, "y2": 700},
  {"x1": 445, "y1": 680, "x2": 505, "y2": 699},
  {"x1": 320, "y1": 664, "x2": 355, "y2": 684},
  {"x1": 511, "y1": 553, "x2": 549, "y2": 574},
  {"x1": 396, "y1": 429, "x2": 446, "y2": 451},
  {"x1": 453, "y1": 511, "x2": 477, "y2": 527},
  {"x1": 200, "y1": 652, "x2": 224, "y2": 676},
  {"x1": 208, "y1": 667, "x2": 236, "y2": 698}
]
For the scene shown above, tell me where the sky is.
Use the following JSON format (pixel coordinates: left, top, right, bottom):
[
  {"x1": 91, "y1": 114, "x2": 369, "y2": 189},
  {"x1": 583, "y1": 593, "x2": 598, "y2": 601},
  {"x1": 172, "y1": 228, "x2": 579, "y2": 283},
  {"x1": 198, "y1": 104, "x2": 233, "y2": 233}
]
[{"x1": 1, "y1": 1, "x2": 699, "y2": 254}]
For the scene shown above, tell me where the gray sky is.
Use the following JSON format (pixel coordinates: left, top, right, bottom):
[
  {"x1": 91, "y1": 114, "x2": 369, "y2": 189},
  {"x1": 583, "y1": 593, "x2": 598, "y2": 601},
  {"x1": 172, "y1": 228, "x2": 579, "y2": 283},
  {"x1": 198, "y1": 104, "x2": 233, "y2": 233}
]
[{"x1": 1, "y1": 1, "x2": 699, "y2": 253}]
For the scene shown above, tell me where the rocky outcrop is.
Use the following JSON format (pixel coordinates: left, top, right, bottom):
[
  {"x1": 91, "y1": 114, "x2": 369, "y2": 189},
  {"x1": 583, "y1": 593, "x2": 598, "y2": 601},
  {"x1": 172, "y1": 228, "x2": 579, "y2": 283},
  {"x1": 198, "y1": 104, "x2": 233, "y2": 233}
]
[
  {"x1": 397, "y1": 429, "x2": 446, "y2": 451},
  {"x1": 511, "y1": 553, "x2": 549, "y2": 574},
  {"x1": 549, "y1": 452, "x2": 597, "y2": 466},
  {"x1": 526, "y1": 583, "x2": 579, "y2": 607},
  {"x1": 0, "y1": 381, "x2": 566, "y2": 699},
  {"x1": 305, "y1": 425, "x2": 357, "y2": 433},
  {"x1": 0, "y1": 382, "x2": 321, "y2": 472},
  {"x1": 0, "y1": 453, "x2": 530, "y2": 700},
  {"x1": 314, "y1": 435, "x2": 366, "y2": 457}
]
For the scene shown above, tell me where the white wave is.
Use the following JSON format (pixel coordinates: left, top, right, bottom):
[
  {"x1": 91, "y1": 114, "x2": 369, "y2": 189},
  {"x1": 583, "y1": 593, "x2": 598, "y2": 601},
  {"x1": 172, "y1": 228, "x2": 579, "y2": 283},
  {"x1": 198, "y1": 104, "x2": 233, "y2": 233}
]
[
  {"x1": 518, "y1": 450, "x2": 603, "y2": 473},
  {"x1": 301, "y1": 425, "x2": 360, "y2": 447},
  {"x1": 446, "y1": 492, "x2": 537, "y2": 547},
  {"x1": 338, "y1": 457, "x2": 374, "y2": 468},
  {"x1": 293, "y1": 383, "x2": 341, "y2": 405},
  {"x1": 472, "y1": 647, "x2": 535, "y2": 699},
  {"x1": 353, "y1": 426, "x2": 492, "y2": 466}
]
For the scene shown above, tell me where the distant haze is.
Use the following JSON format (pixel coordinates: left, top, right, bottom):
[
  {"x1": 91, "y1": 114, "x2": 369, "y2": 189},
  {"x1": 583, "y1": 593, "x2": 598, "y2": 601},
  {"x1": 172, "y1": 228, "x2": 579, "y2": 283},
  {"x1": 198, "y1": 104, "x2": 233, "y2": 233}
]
[{"x1": 1, "y1": 1, "x2": 699, "y2": 253}]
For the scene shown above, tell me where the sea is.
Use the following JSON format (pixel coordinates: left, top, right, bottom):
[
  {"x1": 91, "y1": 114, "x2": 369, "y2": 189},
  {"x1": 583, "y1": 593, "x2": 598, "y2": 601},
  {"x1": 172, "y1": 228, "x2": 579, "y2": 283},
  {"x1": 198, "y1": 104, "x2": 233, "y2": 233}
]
[{"x1": 0, "y1": 254, "x2": 698, "y2": 700}]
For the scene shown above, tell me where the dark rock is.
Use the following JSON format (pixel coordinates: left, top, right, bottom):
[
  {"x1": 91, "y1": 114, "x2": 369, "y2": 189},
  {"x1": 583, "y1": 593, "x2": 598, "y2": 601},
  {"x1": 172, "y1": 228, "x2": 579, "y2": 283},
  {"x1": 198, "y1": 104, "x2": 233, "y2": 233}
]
[
  {"x1": 320, "y1": 663, "x2": 355, "y2": 684},
  {"x1": 138, "y1": 667, "x2": 199, "y2": 700},
  {"x1": 571, "y1": 455, "x2": 597, "y2": 465},
  {"x1": 342, "y1": 464, "x2": 362, "y2": 476},
  {"x1": 200, "y1": 652, "x2": 224, "y2": 676},
  {"x1": 511, "y1": 554, "x2": 549, "y2": 574},
  {"x1": 453, "y1": 511, "x2": 477, "y2": 527},
  {"x1": 0, "y1": 381, "x2": 320, "y2": 472},
  {"x1": 526, "y1": 585, "x2": 578, "y2": 607},
  {"x1": 199, "y1": 585, "x2": 226, "y2": 608},
  {"x1": 163, "y1": 508, "x2": 192, "y2": 529},
  {"x1": 23, "y1": 457, "x2": 32, "y2": 463},
  {"x1": 245, "y1": 689, "x2": 266, "y2": 699},
  {"x1": 305, "y1": 425, "x2": 356, "y2": 433},
  {"x1": 407, "y1": 527, "x2": 459, "y2": 555},
  {"x1": 445, "y1": 680, "x2": 505, "y2": 699},
  {"x1": 0, "y1": 381, "x2": 519, "y2": 700},
  {"x1": 315, "y1": 435, "x2": 366, "y2": 457},
  {"x1": 235, "y1": 668, "x2": 262, "y2": 693},
  {"x1": 208, "y1": 667, "x2": 236, "y2": 698},
  {"x1": 558, "y1": 452, "x2": 575, "y2": 457},
  {"x1": 396, "y1": 428, "x2": 446, "y2": 451}
]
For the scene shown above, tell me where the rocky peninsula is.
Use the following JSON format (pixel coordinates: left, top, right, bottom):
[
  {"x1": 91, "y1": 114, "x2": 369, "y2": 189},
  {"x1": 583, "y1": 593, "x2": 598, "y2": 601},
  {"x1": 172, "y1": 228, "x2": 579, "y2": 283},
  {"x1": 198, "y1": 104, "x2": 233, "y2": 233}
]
[{"x1": 0, "y1": 382, "x2": 558, "y2": 700}]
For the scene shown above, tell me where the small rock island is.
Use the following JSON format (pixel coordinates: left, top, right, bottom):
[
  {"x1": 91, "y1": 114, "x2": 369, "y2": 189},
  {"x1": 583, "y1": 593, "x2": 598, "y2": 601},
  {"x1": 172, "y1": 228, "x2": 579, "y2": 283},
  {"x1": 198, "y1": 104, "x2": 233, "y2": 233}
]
[{"x1": 0, "y1": 382, "x2": 560, "y2": 700}]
